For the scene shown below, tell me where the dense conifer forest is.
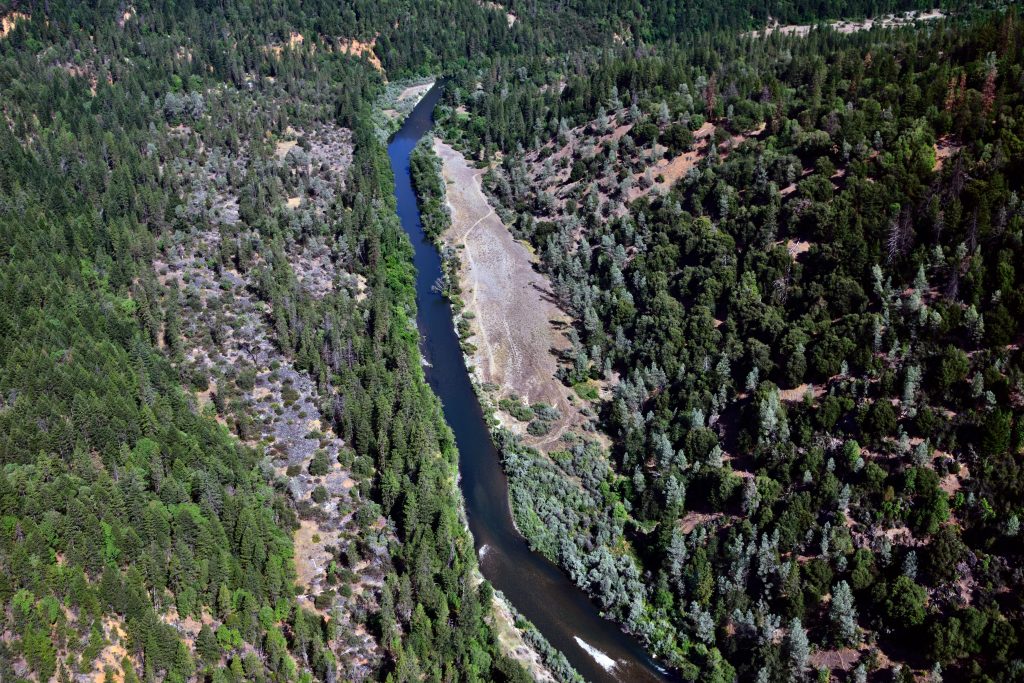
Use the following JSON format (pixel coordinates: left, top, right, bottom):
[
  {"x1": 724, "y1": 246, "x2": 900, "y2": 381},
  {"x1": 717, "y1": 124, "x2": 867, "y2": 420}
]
[
  {"x1": 0, "y1": 1, "x2": 541, "y2": 680},
  {"x1": 1, "y1": 1, "x2": 1022, "y2": 682},
  {"x1": 430, "y1": 4, "x2": 1024, "y2": 681}
]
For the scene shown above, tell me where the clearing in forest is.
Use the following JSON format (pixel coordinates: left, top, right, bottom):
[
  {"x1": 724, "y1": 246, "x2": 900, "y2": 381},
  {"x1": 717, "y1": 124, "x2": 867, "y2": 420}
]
[
  {"x1": 0, "y1": 11, "x2": 28, "y2": 38},
  {"x1": 434, "y1": 138, "x2": 593, "y2": 449},
  {"x1": 745, "y1": 9, "x2": 944, "y2": 38}
]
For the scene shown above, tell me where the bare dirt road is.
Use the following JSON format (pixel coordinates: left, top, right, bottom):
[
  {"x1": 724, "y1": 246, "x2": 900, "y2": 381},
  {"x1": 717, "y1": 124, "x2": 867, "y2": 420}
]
[{"x1": 433, "y1": 137, "x2": 593, "y2": 449}]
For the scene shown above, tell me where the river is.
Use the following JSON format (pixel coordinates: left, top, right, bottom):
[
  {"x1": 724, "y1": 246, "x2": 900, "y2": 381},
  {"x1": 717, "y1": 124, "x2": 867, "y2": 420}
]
[{"x1": 386, "y1": 83, "x2": 670, "y2": 683}]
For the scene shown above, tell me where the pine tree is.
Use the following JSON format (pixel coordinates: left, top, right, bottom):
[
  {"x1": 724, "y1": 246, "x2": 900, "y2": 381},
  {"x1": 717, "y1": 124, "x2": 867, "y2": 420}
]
[
  {"x1": 829, "y1": 581, "x2": 858, "y2": 647},
  {"x1": 784, "y1": 617, "x2": 810, "y2": 680}
]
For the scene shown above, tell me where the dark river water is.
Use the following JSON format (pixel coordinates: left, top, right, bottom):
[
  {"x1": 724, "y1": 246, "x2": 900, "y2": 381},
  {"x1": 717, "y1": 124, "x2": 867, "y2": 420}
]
[{"x1": 387, "y1": 83, "x2": 670, "y2": 683}]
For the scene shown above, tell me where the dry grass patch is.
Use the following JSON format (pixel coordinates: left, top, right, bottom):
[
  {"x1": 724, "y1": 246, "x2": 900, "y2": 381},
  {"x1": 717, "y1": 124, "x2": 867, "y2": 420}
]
[
  {"x1": 336, "y1": 37, "x2": 384, "y2": 74},
  {"x1": 0, "y1": 11, "x2": 28, "y2": 38},
  {"x1": 778, "y1": 383, "x2": 825, "y2": 403},
  {"x1": 934, "y1": 135, "x2": 962, "y2": 170},
  {"x1": 434, "y1": 137, "x2": 598, "y2": 450},
  {"x1": 294, "y1": 519, "x2": 338, "y2": 596}
]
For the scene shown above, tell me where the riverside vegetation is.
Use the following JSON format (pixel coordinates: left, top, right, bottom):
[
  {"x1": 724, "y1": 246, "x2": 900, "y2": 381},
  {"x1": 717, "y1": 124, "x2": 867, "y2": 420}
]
[
  {"x1": 2, "y1": 1, "x2": 1023, "y2": 682},
  {"x1": 424, "y1": 4, "x2": 1024, "y2": 682}
]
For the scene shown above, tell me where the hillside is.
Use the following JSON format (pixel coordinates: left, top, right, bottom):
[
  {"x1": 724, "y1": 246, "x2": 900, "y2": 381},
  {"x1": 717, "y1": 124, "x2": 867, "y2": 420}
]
[
  {"x1": 2, "y1": 1, "x2": 1023, "y2": 683},
  {"x1": 0, "y1": 2, "x2": 544, "y2": 681},
  {"x1": 432, "y1": 6, "x2": 1024, "y2": 681}
]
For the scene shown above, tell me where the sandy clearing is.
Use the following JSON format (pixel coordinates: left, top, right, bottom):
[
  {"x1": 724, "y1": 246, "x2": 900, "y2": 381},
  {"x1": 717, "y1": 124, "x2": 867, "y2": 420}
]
[
  {"x1": 337, "y1": 37, "x2": 384, "y2": 74},
  {"x1": 0, "y1": 11, "x2": 28, "y2": 39},
  {"x1": 934, "y1": 135, "x2": 961, "y2": 170},
  {"x1": 397, "y1": 80, "x2": 435, "y2": 104},
  {"x1": 434, "y1": 138, "x2": 590, "y2": 449},
  {"x1": 745, "y1": 9, "x2": 944, "y2": 38}
]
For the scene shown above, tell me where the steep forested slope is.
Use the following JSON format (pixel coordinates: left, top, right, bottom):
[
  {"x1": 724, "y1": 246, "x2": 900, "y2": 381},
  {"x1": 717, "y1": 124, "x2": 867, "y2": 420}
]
[
  {"x1": 435, "y1": 7, "x2": 1024, "y2": 681},
  {"x1": 0, "y1": 3, "x2": 541, "y2": 681},
  {"x1": 3, "y1": 1, "x2": 1020, "y2": 682}
]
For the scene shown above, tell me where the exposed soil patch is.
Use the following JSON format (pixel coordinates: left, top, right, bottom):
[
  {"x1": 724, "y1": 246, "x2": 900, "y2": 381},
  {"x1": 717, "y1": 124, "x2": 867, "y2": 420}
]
[
  {"x1": 679, "y1": 511, "x2": 726, "y2": 533},
  {"x1": 294, "y1": 519, "x2": 340, "y2": 607},
  {"x1": 89, "y1": 618, "x2": 129, "y2": 683},
  {"x1": 434, "y1": 138, "x2": 595, "y2": 450},
  {"x1": 809, "y1": 647, "x2": 861, "y2": 671},
  {"x1": 118, "y1": 5, "x2": 137, "y2": 29},
  {"x1": 745, "y1": 9, "x2": 944, "y2": 38},
  {"x1": 627, "y1": 122, "x2": 715, "y2": 203},
  {"x1": 275, "y1": 139, "x2": 298, "y2": 159},
  {"x1": 783, "y1": 238, "x2": 813, "y2": 259},
  {"x1": 264, "y1": 32, "x2": 306, "y2": 57},
  {"x1": 337, "y1": 37, "x2": 384, "y2": 74},
  {"x1": 477, "y1": 0, "x2": 517, "y2": 27},
  {"x1": 934, "y1": 135, "x2": 962, "y2": 170},
  {"x1": 0, "y1": 11, "x2": 28, "y2": 39},
  {"x1": 778, "y1": 383, "x2": 825, "y2": 403}
]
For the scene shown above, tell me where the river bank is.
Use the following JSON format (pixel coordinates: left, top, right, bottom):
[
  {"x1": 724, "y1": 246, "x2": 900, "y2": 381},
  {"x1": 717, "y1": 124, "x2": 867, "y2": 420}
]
[
  {"x1": 389, "y1": 83, "x2": 669, "y2": 683},
  {"x1": 418, "y1": 133, "x2": 676, "y2": 680},
  {"x1": 432, "y1": 138, "x2": 606, "y2": 450},
  {"x1": 375, "y1": 77, "x2": 437, "y2": 139},
  {"x1": 384, "y1": 85, "x2": 577, "y2": 683}
]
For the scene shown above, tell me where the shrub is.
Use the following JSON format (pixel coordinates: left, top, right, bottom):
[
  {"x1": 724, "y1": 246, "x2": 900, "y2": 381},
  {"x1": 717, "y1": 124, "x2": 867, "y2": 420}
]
[
  {"x1": 527, "y1": 420, "x2": 552, "y2": 436},
  {"x1": 308, "y1": 451, "x2": 331, "y2": 476}
]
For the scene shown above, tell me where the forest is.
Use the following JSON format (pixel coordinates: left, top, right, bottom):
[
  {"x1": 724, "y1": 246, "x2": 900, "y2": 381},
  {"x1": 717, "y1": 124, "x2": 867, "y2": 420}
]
[
  {"x1": 0, "y1": 0, "x2": 552, "y2": 681},
  {"x1": 426, "y1": 3, "x2": 1024, "y2": 681},
  {"x1": 2, "y1": 0, "x2": 1022, "y2": 682}
]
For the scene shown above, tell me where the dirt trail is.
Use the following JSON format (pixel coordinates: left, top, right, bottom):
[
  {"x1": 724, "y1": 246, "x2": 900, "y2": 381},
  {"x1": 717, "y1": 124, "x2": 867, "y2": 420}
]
[{"x1": 434, "y1": 138, "x2": 592, "y2": 448}]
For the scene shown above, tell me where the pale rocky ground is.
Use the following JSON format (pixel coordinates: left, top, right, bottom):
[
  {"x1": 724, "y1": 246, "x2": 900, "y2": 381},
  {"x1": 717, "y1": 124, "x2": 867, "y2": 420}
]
[
  {"x1": 151, "y1": 103, "x2": 383, "y2": 679},
  {"x1": 381, "y1": 78, "x2": 436, "y2": 121},
  {"x1": 477, "y1": 0, "x2": 517, "y2": 27},
  {"x1": 434, "y1": 137, "x2": 601, "y2": 450},
  {"x1": 745, "y1": 8, "x2": 945, "y2": 38},
  {"x1": 155, "y1": 220, "x2": 383, "y2": 678}
]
